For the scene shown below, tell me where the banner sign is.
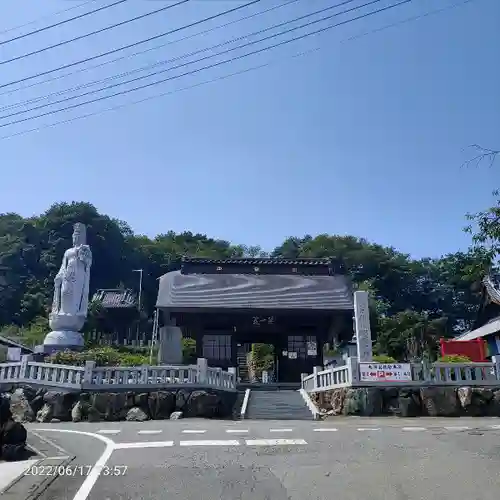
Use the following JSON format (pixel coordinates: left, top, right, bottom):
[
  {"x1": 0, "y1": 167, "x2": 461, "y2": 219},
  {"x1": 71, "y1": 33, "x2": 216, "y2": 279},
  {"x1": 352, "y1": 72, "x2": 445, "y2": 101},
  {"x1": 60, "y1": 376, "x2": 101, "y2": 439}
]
[{"x1": 359, "y1": 363, "x2": 412, "y2": 382}]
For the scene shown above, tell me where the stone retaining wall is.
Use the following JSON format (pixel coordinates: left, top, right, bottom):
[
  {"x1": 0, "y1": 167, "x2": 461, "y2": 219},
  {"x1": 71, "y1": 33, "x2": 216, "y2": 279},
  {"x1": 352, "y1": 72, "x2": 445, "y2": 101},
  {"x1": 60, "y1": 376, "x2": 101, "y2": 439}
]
[
  {"x1": 311, "y1": 386, "x2": 500, "y2": 417},
  {"x1": 1, "y1": 385, "x2": 237, "y2": 423}
]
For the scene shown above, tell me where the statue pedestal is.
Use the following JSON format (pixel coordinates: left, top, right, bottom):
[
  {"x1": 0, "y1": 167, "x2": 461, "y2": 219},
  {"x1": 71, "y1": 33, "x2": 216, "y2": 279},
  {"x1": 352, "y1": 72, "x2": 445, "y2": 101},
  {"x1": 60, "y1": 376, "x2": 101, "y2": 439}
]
[
  {"x1": 43, "y1": 330, "x2": 85, "y2": 354},
  {"x1": 44, "y1": 313, "x2": 86, "y2": 354}
]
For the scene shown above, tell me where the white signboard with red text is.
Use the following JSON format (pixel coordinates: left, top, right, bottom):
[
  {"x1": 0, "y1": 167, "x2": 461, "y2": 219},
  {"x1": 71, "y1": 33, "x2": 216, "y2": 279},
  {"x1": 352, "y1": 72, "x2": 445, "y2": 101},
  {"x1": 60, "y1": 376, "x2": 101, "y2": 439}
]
[{"x1": 359, "y1": 363, "x2": 412, "y2": 382}]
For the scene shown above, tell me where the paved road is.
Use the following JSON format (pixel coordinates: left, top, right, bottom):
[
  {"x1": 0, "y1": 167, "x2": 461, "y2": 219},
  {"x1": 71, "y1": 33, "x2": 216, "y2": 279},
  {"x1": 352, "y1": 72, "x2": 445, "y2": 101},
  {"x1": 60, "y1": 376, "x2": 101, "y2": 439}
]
[{"x1": 20, "y1": 418, "x2": 500, "y2": 500}]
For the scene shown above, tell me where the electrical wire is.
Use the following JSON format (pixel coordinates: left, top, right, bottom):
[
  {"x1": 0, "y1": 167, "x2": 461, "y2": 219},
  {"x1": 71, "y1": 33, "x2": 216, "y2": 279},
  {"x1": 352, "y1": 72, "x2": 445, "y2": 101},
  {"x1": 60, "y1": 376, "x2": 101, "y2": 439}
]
[
  {"x1": 0, "y1": 0, "x2": 411, "y2": 129},
  {"x1": 0, "y1": 0, "x2": 95, "y2": 36},
  {"x1": 1, "y1": 0, "x2": 356, "y2": 114},
  {"x1": 1, "y1": 0, "x2": 297, "y2": 99},
  {"x1": 0, "y1": 0, "x2": 128, "y2": 46},
  {"x1": 0, "y1": 0, "x2": 472, "y2": 142},
  {"x1": 0, "y1": 0, "x2": 260, "y2": 90},
  {"x1": 0, "y1": 0, "x2": 189, "y2": 65}
]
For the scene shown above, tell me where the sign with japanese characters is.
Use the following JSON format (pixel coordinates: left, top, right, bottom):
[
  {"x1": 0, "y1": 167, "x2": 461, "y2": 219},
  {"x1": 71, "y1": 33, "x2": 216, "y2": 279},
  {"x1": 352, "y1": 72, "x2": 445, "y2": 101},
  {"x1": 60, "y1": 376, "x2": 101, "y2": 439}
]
[
  {"x1": 307, "y1": 340, "x2": 317, "y2": 356},
  {"x1": 359, "y1": 363, "x2": 412, "y2": 382},
  {"x1": 252, "y1": 316, "x2": 275, "y2": 327},
  {"x1": 288, "y1": 351, "x2": 298, "y2": 359}
]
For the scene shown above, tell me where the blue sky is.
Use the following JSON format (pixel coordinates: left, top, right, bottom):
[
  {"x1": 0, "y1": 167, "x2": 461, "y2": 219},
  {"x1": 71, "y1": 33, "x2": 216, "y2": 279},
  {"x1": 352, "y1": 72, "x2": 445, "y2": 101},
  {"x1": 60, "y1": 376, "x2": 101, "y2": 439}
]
[{"x1": 0, "y1": 0, "x2": 498, "y2": 258}]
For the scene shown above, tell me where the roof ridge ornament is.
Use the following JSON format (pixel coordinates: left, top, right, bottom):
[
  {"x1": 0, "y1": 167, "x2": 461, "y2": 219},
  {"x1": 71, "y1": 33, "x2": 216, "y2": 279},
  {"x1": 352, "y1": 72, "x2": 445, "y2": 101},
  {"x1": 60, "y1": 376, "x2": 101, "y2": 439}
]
[{"x1": 483, "y1": 275, "x2": 500, "y2": 306}]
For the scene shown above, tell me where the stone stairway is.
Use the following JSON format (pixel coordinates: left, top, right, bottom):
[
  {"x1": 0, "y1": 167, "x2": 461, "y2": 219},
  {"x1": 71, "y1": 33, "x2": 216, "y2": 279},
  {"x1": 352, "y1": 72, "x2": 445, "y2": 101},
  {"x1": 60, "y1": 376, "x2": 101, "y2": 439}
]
[{"x1": 245, "y1": 389, "x2": 313, "y2": 420}]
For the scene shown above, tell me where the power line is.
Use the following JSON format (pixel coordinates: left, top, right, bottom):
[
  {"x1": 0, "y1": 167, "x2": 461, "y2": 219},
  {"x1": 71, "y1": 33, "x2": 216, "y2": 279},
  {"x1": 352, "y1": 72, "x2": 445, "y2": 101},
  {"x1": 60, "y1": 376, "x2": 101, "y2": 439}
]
[
  {"x1": 0, "y1": 0, "x2": 411, "y2": 129},
  {"x1": 0, "y1": 1, "x2": 95, "y2": 36},
  {"x1": 0, "y1": 0, "x2": 470, "y2": 142},
  {"x1": 0, "y1": 0, "x2": 190, "y2": 65},
  {"x1": 1, "y1": 0, "x2": 297, "y2": 99},
  {"x1": 1, "y1": 0, "x2": 356, "y2": 114},
  {"x1": 0, "y1": 0, "x2": 260, "y2": 90},
  {"x1": 0, "y1": 0, "x2": 128, "y2": 46}
]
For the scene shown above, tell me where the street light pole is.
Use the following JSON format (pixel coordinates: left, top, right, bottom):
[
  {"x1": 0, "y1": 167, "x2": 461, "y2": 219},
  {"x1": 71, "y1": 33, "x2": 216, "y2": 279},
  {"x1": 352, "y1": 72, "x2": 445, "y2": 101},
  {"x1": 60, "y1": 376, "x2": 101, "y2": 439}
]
[{"x1": 133, "y1": 269, "x2": 143, "y2": 345}]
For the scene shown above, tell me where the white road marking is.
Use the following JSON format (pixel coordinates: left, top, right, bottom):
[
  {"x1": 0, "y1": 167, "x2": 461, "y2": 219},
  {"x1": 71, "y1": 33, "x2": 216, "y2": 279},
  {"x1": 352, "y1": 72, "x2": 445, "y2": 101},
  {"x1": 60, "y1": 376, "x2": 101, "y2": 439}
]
[
  {"x1": 97, "y1": 430, "x2": 121, "y2": 435},
  {"x1": 246, "y1": 439, "x2": 307, "y2": 446},
  {"x1": 490, "y1": 425, "x2": 500, "y2": 429},
  {"x1": 269, "y1": 428, "x2": 293, "y2": 432},
  {"x1": 357, "y1": 428, "x2": 381, "y2": 432},
  {"x1": 137, "y1": 430, "x2": 162, "y2": 435},
  {"x1": 402, "y1": 427, "x2": 427, "y2": 432},
  {"x1": 36, "y1": 428, "x2": 115, "y2": 500},
  {"x1": 181, "y1": 429, "x2": 207, "y2": 434},
  {"x1": 179, "y1": 440, "x2": 240, "y2": 447},
  {"x1": 313, "y1": 428, "x2": 338, "y2": 432},
  {"x1": 226, "y1": 429, "x2": 249, "y2": 434},
  {"x1": 114, "y1": 441, "x2": 174, "y2": 449},
  {"x1": 444, "y1": 426, "x2": 470, "y2": 431},
  {"x1": 31, "y1": 430, "x2": 70, "y2": 456}
]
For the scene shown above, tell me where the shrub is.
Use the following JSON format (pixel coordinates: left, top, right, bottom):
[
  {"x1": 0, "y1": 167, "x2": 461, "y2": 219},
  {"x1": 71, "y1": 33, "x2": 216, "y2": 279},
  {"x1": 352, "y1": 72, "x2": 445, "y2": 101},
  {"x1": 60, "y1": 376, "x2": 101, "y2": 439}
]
[
  {"x1": 372, "y1": 354, "x2": 397, "y2": 363},
  {"x1": 182, "y1": 338, "x2": 197, "y2": 364},
  {"x1": 47, "y1": 346, "x2": 149, "y2": 367},
  {"x1": 438, "y1": 354, "x2": 471, "y2": 363}
]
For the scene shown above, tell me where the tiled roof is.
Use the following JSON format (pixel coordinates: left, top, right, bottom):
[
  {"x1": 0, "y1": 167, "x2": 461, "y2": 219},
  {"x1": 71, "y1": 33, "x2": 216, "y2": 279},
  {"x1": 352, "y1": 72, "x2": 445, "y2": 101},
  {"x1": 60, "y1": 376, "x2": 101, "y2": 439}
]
[
  {"x1": 0, "y1": 335, "x2": 33, "y2": 352},
  {"x1": 181, "y1": 257, "x2": 335, "y2": 266},
  {"x1": 156, "y1": 270, "x2": 354, "y2": 311},
  {"x1": 180, "y1": 257, "x2": 345, "y2": 276},
  {"x1": 483, "y1": 276, "x2": 500, "y2": 305},
  {"x1": 92, "y1": 289, "x2": 138, "y2": 308}
]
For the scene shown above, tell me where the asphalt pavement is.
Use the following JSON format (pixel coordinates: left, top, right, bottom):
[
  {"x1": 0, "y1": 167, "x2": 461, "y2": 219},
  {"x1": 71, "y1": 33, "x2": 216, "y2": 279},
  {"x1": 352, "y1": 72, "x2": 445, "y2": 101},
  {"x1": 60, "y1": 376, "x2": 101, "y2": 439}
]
[{"x1": 9, "y1": 417, "x2": 500, "y2": 500}]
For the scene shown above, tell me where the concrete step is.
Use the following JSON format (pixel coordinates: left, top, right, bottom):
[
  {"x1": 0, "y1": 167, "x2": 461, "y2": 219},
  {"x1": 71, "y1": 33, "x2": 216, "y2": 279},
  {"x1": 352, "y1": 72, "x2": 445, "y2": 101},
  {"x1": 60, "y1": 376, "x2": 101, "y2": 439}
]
[{"x1": 245, "y1": 389, "x2": 313, "y2": 421}]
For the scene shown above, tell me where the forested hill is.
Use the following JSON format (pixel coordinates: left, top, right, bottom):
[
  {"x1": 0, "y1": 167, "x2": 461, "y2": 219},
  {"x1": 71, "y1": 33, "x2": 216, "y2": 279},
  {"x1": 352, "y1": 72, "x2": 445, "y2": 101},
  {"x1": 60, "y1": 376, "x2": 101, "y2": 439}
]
[{"x1": 0, "y1": 201, "x2": 495, "y2": 360}]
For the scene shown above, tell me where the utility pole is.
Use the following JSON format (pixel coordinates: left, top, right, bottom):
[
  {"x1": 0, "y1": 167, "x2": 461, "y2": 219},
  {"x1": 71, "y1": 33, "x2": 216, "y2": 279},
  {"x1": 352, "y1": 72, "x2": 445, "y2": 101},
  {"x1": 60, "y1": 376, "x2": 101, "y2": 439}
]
[{"x1": 132, "y1": 269, "x2": 143, "y2": 345}]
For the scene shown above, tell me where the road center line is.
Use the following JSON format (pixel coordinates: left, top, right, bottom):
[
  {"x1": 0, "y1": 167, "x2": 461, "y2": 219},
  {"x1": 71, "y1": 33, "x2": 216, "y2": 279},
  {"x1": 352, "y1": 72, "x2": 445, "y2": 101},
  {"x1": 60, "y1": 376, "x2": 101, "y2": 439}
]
[
  {"x1": 402, "y1": 427, "x2": 427, "y2": 432},
  {"x1": 444, "y1": 426, "x2": 470, "y2": 431},
  {"x1": 313, "y1": 428, "x2": 338, "y2": 432},
  {"x1": 246, "y1": 439, "x2": 307, "y2": 446},
  {"x1": 181, "y1": 430, "x2": 207, "y2": 434},
  {"x1": 269, "y1": 428, "x2": 293, "y2": 432},
  {"x1": 114, "y1": 441, "x2": 174, "y2": 449},
  {"x1": 97, "y1": 430, "x2": 121, "y2": 435},
  {"x1": 357, "y1": 428, "x2": 381, "y2": 431},
  {"x1": 179, "y1": 440, "x2": 240, "y2": 447},
  {"x1": 137, "y1": 430, "x2": 162, "y2": 435},
  {"x1": 226, "y1": 429, "x2": 249, "y2": 434}
]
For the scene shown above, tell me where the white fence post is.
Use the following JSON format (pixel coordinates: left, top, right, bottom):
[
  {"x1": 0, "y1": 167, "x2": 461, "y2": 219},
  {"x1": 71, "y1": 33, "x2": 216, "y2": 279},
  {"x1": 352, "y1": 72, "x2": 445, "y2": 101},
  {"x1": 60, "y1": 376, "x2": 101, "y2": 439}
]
[
  {"x1": 197, "y1": 358, "x2": 208, "y2": 384},
  {"x1": 141, "y1": 365, "x2": 149, "y2": 384},
  {"x1": 19, "y1": 355, "x2": 30, "y2": 380},
  {"x1": 228, "y1": 367, "x2": 236, "y2": 387},
  {"x1": 494, "y1": 356, "x2": 500, "y2": 381},
  {"x1": 313, "y1": 366, "x2": 321, "y2": 390},
  {"x1": 346, "y1": 357, "x2": 359, "y2": 385},
  {"x1": 83, "y1": 360, "x2": 95, "y2": 384}
]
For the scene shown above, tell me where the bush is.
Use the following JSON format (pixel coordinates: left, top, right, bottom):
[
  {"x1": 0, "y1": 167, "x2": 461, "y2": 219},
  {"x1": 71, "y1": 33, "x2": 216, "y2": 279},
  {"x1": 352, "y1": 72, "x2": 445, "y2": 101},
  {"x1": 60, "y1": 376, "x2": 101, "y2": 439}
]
[
  {"x1": 182, "y1": 338, "x2": 197, "y2": 364},
  {"x1": 47, "y1": 346, "x2": 149, "y2": 367},
  {"x1": 372, "y1": 354, "x2": 397, "y2": 363},
  {"x1": 438, "y1": 354, "x2": 471, "y2": 363}
]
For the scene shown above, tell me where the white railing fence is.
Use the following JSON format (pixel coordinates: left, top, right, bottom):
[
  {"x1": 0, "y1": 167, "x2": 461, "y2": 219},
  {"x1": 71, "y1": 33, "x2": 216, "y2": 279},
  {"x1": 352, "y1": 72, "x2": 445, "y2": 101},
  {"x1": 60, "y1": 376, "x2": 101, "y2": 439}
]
[
  {"x1": 302, "y1": 358, "x2": 500, "y2": 392},
  {"x1": 0, "y1": 356, "x2": 236, "y2": 391},
  {"x1": 301, "y1": 360, "x2": 354, "y2": 392}
]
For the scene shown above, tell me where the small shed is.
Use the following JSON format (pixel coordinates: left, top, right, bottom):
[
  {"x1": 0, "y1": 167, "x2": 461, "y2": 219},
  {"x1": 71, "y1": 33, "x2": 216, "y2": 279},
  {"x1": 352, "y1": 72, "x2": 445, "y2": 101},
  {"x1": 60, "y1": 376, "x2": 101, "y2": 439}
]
[{"x1": 87, "y1": 288, "x2": 141, "y2": 346}]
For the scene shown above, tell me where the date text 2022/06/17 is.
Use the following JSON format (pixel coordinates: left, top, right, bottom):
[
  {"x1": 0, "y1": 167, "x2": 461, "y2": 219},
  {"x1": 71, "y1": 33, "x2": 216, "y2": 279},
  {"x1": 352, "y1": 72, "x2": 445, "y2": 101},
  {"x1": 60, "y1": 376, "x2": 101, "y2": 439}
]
[{"x1": 25, "y1": 465, "x2": 129, "y2": 477}]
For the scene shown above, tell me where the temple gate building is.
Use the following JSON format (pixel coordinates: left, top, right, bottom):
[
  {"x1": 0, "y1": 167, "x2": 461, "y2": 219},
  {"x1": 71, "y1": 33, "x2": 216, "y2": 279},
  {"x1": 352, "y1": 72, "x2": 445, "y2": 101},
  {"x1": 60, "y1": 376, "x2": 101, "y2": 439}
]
[{"x1": 155, "y1": 257, "x2": 355, "y2": 383}]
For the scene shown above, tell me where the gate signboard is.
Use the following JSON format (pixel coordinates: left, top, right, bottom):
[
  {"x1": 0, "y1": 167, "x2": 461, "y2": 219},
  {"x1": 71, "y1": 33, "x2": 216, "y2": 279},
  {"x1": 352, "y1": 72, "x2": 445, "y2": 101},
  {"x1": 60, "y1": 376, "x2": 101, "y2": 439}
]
[{"x1": 359, "y1": 363, "x2": 412, "y2": 382}]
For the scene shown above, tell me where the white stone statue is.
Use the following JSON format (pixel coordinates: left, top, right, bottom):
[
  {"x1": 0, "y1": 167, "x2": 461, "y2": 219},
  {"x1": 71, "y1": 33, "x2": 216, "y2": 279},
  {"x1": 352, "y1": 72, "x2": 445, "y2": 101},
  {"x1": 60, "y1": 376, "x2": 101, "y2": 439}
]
[{"x1": 44, "y1": 223, "x2": 92, "y2": 351}]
